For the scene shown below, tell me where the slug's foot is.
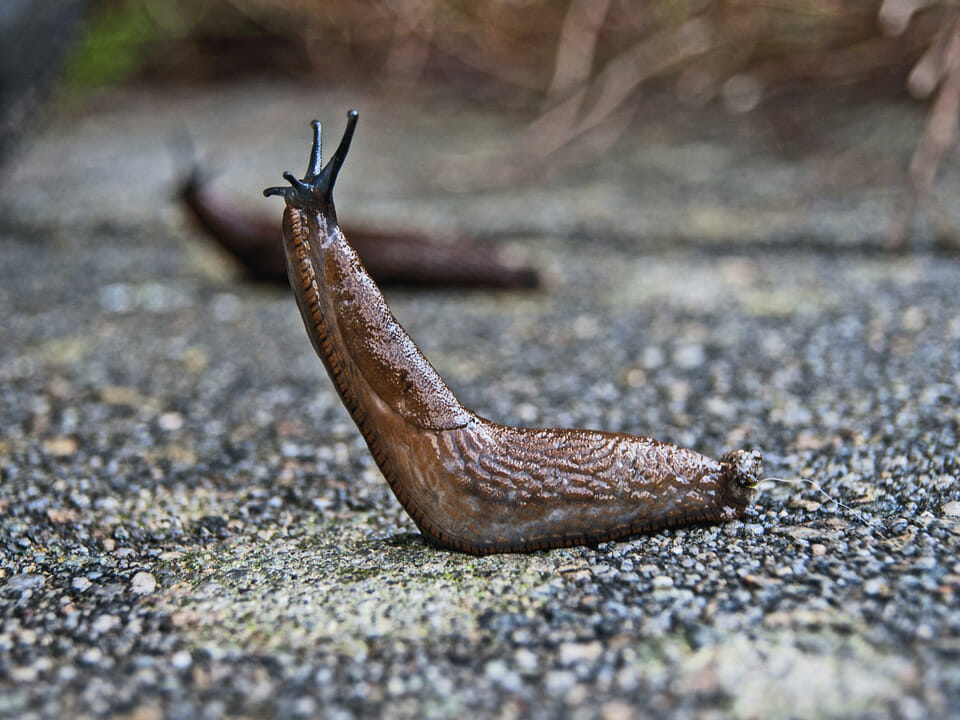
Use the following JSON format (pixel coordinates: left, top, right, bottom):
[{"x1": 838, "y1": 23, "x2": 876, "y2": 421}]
[{"x1": 264, "y1": 110, "x2": 359, "y2": 210}]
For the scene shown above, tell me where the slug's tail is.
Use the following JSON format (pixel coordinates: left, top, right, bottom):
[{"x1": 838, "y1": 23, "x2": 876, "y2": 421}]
[
  {"x1": 264, "y1": 110, "x2": 359, "y2": 210},
  {"x1": 719, "y1": 448, "x2": 763, "y2": 509}
]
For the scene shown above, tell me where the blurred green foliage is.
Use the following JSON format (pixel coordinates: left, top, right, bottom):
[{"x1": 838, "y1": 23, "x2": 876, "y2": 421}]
[{"x1": 61, "y1": 0, "x2": 160, "y2": 90}]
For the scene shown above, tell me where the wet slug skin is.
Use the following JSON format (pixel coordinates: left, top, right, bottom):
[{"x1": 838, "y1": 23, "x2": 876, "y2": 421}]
[{"x1": 264, "y1": 111, "x2": 761, "y2": 555}]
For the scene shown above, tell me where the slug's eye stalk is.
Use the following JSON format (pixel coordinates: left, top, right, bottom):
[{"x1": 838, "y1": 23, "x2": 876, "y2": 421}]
[
  {"x1": 264, "y1": 109, "x2": 359, "y2": 210},
  {"x1": 305, "y1": 119, "x2": 323, "y2": 181}
]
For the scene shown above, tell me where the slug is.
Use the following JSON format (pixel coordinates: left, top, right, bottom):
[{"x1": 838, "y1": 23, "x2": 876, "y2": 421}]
[
  {"x1": 180, "y1": 156, "x2": 539, "y2": 288},
  {"x1": 180, "y1": 165, "x2": 289, "y2": 283},
  {"x1": 264, "y1": 111, "x2": 761, "y2": 555}
]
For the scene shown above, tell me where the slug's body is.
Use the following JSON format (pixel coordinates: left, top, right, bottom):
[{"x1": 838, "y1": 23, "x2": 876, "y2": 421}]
[
  {"x1": 265, "y1": 112, "x2": 761, "y2": 555},
  {"x1": 181, "y1": 169, "x2": 289, "y2": 283}
]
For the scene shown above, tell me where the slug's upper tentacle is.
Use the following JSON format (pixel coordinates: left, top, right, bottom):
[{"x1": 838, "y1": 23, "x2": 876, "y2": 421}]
[
  {"x1": 305, "y1": 120, "x2": 322, "y2": 181},
  {"x1": 314, "y1": 109, "x2": 358, "y2": 201}
]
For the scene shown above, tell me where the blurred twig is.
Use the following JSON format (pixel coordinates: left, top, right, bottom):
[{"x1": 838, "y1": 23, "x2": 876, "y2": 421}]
[
  {"x1": 888, "y1": 8, "x2": 960, "y2": 247},
  {"x1": 68, "y1": 0, "x2": 960, "y2": 243},
  {"x1": 383, "y1": 0, "x2": 436, "y2": 87},
  {"x1": 544, "y1": 0, "x2": 612, "y2": 102},
  {"x1": 528, "y1": 17, "x2": 717, "y2": 163}
]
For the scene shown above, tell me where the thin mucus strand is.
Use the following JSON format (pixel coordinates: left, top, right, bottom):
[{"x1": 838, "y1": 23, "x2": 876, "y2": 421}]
[{"x1": 760, "y1": 476, "x2": 874, "y2": 525}]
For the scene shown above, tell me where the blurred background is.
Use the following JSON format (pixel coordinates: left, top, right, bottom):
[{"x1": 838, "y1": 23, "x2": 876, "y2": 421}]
[
  {"x1": 4, "y1": 6, "x2": 960, "y2": 719},
  {"x1": 3, "y1": 0, "x2": 960, "y2": 242}
]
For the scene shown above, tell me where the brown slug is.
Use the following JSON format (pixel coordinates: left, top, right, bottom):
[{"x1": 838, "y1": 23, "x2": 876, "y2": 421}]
[
  {"x1": 264, "y1": 111, "x2": 761, "y2": 555},
  {"x1": 180, "y1": 157, "x2": 539, "y2": 289}
]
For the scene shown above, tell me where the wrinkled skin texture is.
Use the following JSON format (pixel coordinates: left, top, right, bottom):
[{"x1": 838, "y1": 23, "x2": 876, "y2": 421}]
[{"x1": 267, "y1": 114, "x2": 761, "y2": 555}]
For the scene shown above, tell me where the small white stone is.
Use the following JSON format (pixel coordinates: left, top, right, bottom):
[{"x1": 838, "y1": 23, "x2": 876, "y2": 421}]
[
  {"x1": 80, "y1": 648, "x2": 103, "y2": 665},
  {"x1": 72, "y1": 576, "x2": 92, "y2": 593},
  {"x1": 171, "y1": 650, "x2": 192, "y2": 670},
  {"x1": 386, "y1": 676, "x2": 405, "y2": 697},
  {"x1": 10, "y1": 665, "x2": 38, "y2": 683},
  {"x1": 484, "y1": 659, "x2": 522, "y2": 693},
  {"x1": 941, "y1": 500, "x2": 960, "y2": 517},
  {"x1": 544, "y1": 670, "x2": 576, "y2": 694},
  {"x1": 158, "y1": 412, "x2": 184, "y2": 431},
  {"x1": 514, "y1": 402, "x2": 539, "y2": 424},
  {"x1": 484, "y1": 659, "x2": 509, "y2": 681},
  {"x1": 641, "y1": 346, "x2": 664, "y2": 369},
  {"x1": 514, "y1": 648, "x2": 538, "y2": 672},
  {"x1": 91, "y1": 614, "x2": 120, "y2": 634},
  {"x1": 292, "y1": 697, "x2": 316, "y2": 716},
  {"x1": 211, "y1": 293, "x2": 242, "y2": 322},
  {"x1": 131, "y1": 571, "x2": 157, "y2": 595},
  {"x1": 674, "y1": 343, "x2": 705, "y2": 368},
  {"x1": 99, "y1": 283, "x2": 134, "y2": 313},
  {"x1": 916, "y1": 624, "x2": 934, "y2": 640},
  {"x1": 602, "y1": 699, "x2": 636, "y2": 720},
  {"x1": 558, "y1": 641, "x2": 603, "y2": 666}
]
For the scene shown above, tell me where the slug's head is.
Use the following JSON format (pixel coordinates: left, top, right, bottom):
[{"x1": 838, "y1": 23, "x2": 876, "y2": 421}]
[
  {"x1": 718, "y1": 448, "x2": 762, "y2": 513},
  {"x1": 263, "y1": 109, "x2": 359, "y2": 221}
]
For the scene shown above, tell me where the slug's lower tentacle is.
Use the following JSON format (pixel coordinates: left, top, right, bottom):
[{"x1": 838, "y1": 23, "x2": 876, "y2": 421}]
[{"x1": 265, "y1": 111, "x2": 761, "y2": 555}]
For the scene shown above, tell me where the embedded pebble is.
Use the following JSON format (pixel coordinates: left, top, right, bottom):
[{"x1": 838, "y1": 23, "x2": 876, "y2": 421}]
[
  {"x1": 71, "y1": 576, "x2": 92, "y2": 593},
  {"x1": 558, "y1": 642, "x2": 604, "y2": 666},
  {"x1": 130, "y1": 572, "x2": 157, "y2": 595},
  {"x1": 170, "y1": 651, "x2": 193, "y2": 671},
  {"x1": 941, "y1": 501, "x2": 960, "y2": 518},
  {"x1": 3, "y1": 574, "x2": 44, "y2": 594}
]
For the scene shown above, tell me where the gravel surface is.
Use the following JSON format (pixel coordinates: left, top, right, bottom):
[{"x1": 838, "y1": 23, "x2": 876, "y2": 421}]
[{"x1": 1, "y1": 83, "x2": 959, "y2": 719}]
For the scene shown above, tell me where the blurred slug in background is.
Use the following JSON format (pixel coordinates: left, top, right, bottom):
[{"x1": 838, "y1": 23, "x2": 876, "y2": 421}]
[{"x1": 177, "y1": 150, "x2": 540, "y2": 290}]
